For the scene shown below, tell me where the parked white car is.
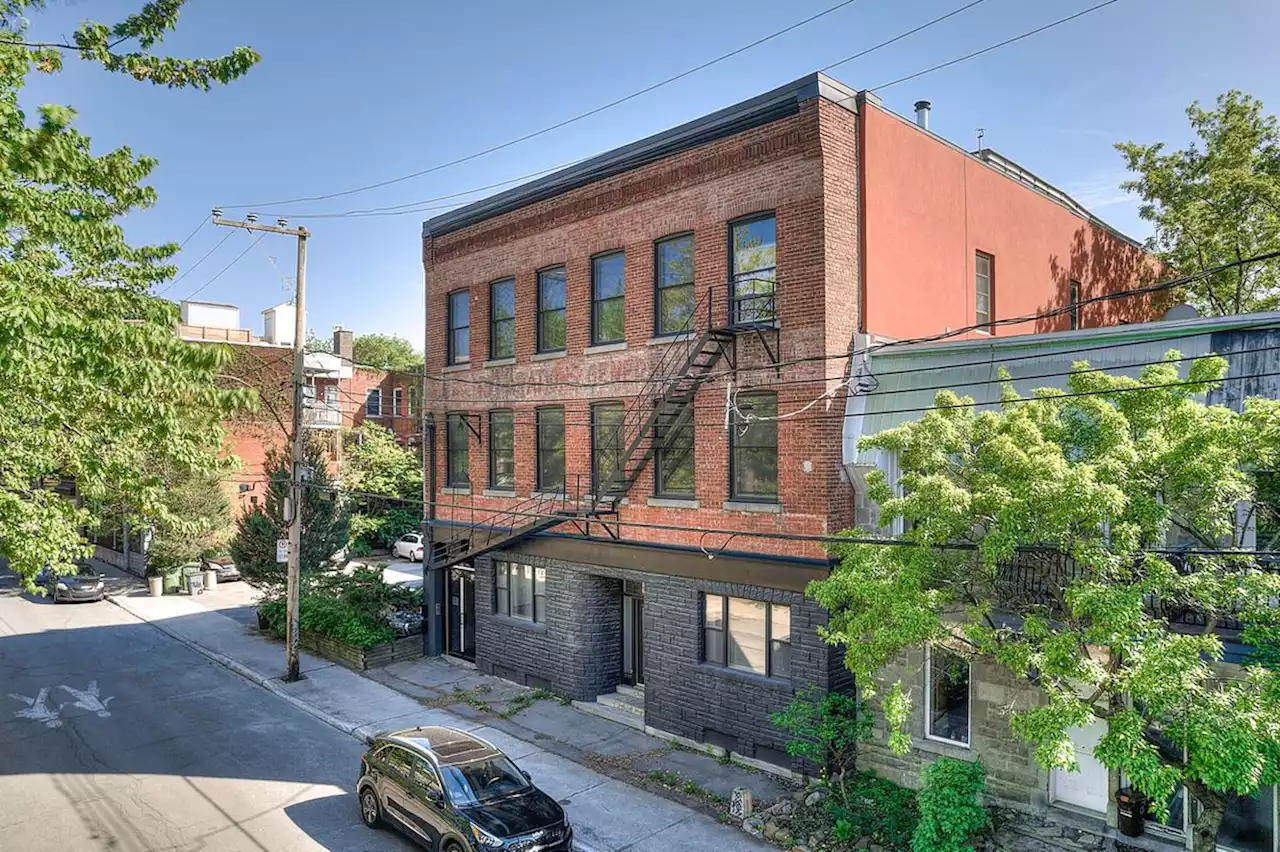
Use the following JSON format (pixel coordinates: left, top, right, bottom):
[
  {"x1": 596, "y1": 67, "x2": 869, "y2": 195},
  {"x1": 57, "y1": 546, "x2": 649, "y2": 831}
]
[{"x1": 392, "y1": 533, "x2": 424, "y2": 562}]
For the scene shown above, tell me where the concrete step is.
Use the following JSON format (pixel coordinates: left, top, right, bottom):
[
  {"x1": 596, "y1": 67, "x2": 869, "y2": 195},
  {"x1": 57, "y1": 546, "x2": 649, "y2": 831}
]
[
  {"x1": 614, "y1": 683, "x2": 644, "y2": 701},
  {"x1": 572, "y1": 697, "x2": 646, "y2": 732},
  {"x1": 597, "y1": 690, "x2": 645, "y2": 717}
]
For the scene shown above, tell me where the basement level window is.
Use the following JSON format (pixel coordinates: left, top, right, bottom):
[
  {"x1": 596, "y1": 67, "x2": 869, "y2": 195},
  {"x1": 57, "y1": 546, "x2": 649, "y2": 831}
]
[
  {"x1": 925, "y1": 645, "x2": 971, "y2": 747},
  {"x1": 703, "y1": 594, "x2": 790, "y2": 679}
]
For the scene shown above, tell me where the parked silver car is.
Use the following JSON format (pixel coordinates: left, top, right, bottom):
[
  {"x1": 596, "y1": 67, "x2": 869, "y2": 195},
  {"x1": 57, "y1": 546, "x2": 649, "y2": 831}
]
[{"x1": 37, "y1": 561, "x2": 106, "y2": 603}]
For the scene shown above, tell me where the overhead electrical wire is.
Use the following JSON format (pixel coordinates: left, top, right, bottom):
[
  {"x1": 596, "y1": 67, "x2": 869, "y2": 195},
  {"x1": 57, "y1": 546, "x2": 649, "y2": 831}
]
[
  {"x1": 184, "y1": 233, "x2": 266, "y2": 302},
  {"x1": 155, "y1": 228, "x2": 233, "y2": 296}
]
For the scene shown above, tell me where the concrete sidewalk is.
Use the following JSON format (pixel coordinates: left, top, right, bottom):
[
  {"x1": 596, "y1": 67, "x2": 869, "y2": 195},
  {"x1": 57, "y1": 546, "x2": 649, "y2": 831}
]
[{"x1": 105, "y1": 580, "x2": 779, "y2": 852}]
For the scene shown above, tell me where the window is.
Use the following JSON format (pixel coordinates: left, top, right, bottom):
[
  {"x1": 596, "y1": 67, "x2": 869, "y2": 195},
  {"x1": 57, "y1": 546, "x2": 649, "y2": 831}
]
[
  {"x1": 490, "y1": 278, "x2": 515, "y2": 360},
  {"x1": 925, "y1": 645, "x2": 971, "y2": 746},
  {"x1": 535, "y1": 407, "x2": 565, "y2": 492},
  {"x1": 408, "y1": 384, "x2": 421, "y2": 416},
  {"x1": 975, "y1": 252, "x2": 993, "y2": 331},
  {"x1": 324, "y1": 384, "x2": 338, "y2": 407},
  {"x1": 654, "y1": 407, "x2": 694, "y2": 496},
  {"x1": 446, "y1": 413, "x2": 470, "y2": 487},
  {"x1": 730, "y1": 392, "x2": 778, "y2": 500},
  {"x1": 447, "y1": 289, "x2": 470, "y2": 365},
  {"x1": 591, "y1": 402, "x2": 625, "y2": 496},
  {"x1": 393, "y1": 387, "x2": 403, "y2": 416},
  {"x1": 488, "y1": 410, "x2": 515, "y2": 491},
  {"x1": 494, "y1": 561, "x2": 546, "y2": 622},
  {"x1": 655, "y1": 233, "x2": 695, "y2": 335},
  {"x1": 537, "y1": 267, "x2": 566, "y2": 353},
  {"x1": 730, "y1": 215, "x2": 777, "y2": 325},
  {"x1": 702, "y1": 594, "x2": 790, "y2": 678},
  {"x1": 1069, "y1": 280, "x2": 1081, "y2": 330},
  {"x1": 592, "y1": 252, "x2": 626, "y2": 345},
  {"x1": 365, "y1": 388, "x2": 381, "y2": 417},
  {"x1": 406, "y1": 754, "x2": 442, "y2": 796}
]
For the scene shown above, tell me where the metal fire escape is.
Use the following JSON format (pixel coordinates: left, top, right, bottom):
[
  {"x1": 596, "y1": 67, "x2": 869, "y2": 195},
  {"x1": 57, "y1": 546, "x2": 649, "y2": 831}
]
[{"x1": 427, "y1": 287, "x2": 738, "y2": 571}]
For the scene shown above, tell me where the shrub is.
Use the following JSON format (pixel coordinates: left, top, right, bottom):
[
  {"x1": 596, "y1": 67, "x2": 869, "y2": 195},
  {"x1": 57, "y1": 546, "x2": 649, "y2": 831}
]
[
  {"x1": 771, "y1": 686, "x2": 873, "y2": 805},
  {"x1": 826, "y1": 772, "x2": 920, "y2": 848},
  {"x1": 259, "y1": 594, "x2": 395, "y2": 648},
  {"x1": 912, "y1": 758, "x2": 990, "y2": 852}
]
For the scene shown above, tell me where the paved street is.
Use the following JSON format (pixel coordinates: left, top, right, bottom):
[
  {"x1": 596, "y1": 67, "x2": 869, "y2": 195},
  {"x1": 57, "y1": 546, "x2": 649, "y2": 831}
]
[{"x1": 0, "y1": 568, "x2": 414, "y2": 852}]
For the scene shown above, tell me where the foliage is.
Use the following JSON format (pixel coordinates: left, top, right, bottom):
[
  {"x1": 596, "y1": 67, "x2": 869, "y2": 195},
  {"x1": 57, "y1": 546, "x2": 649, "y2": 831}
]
[
  {"x1": 824, "y1": 772, "x2": 920, "y2": 849},
  {"x1": 811, "y1": 353, "x2": 1280, "y2": 852},
  {"x1": 771, "y1": 687, "x2": 873, "y2": 805},
  {"x1": 304, "y1": 330, "x2": 333, "y2": 354},
  {"x1": 911, "y1": 758, "x2": 989, "y2": 852},
  {"x1": 1118, "y1": 90, "x2": 1280, "y2": 315},
  {"x1": 144, "y1": 467, "x2": 232, "y2": 575},
  {"x1": 259, "y1": 595, "x2": 394, "y2": 648},
  {"x1": 352, "y1": 334, "x2": 423, "y2": 371},
  {"x1": 230, "y1": 440, "x2": 349, "y2": 590},
  {"x1": 0, "y1": 1, "x2": 259, "y2": 590},
  {"x1": 344, "y1": 423, "x2": 422, "y2": 549}
]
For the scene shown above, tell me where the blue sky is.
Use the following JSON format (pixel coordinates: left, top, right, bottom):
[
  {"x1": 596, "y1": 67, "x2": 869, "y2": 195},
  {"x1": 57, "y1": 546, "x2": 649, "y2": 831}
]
[{"x1": 22, "y1": 0, "x2": 1280, "y2": 347}]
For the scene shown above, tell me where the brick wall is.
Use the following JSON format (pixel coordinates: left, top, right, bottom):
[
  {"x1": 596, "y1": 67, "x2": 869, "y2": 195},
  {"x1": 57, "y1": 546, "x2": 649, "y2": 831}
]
[
  {"x1": 347, "y1": 367, "x2": 419, "y2": 444},
  {"x1": 423, "y1": 98, "x2": 857, "y2": 561}
]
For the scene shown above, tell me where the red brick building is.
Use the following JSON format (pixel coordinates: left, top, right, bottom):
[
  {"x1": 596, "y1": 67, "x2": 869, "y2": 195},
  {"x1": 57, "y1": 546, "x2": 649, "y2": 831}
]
[{"x1": 419, "y1": 73, "x2": 1152, "y2": 770}]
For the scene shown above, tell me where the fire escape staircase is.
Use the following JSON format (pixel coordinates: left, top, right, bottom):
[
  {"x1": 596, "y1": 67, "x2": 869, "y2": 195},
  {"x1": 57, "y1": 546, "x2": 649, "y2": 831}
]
[{"x1": 427, "y1": 288, "x2": 734, "y2": 571}]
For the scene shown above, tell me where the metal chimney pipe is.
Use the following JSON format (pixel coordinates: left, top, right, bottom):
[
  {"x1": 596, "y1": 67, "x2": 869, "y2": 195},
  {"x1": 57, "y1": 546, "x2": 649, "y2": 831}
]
[{"x1": 914, "y1": 100, "x2": 931, "y2": 130}]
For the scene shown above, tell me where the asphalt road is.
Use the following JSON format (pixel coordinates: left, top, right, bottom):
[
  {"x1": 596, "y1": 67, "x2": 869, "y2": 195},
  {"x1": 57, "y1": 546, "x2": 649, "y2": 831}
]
[{"x1": 0, "y1": 568, "x2": 416, "y2": 852}]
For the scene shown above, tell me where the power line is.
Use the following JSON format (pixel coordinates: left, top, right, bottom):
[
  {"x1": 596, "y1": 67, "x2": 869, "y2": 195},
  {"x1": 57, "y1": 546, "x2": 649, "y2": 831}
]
[
  {"x1": 184, "y1": 233, "x2": 265, "y2": 302},
  {"x1": 819, "y1": 0, "x2": 988, "y2": 74},
  {"x1": 156, "y1": 229, "x2": 234, "y2": 296},
  {"x1": 221, "y1": 0, "x2": 865, "y2": 210},
  {"x1": 175, "y1": 217, "x2": 207, "y2": 250}
]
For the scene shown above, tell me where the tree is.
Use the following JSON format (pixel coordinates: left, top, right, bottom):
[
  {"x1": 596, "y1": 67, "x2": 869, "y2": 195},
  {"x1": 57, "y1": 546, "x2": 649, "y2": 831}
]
[
  {"x1": 0, "y1": 2, "x2": 258, "y2": 589},
  {"x1": 305, "y1": 330, "x2": 333, "y2": 354},
  {"x1": 343, "y1": 423, "x2": 422, "y2": 551},
  {"x1": 230, "y1": 440, "x2": 349, "y2": 590},
  {"x1": 811, "y1": 354, "x2": 1280, "y2": 852},
  {"x1": 145, "y1": 467, "x2": 233, "y2": 574},
  {"x1": 353, "y1": 334, "x2": 422, "y2": 371},
  {"x1": 1118, "y1": 91, "x2": 1280, "y2": 315}
]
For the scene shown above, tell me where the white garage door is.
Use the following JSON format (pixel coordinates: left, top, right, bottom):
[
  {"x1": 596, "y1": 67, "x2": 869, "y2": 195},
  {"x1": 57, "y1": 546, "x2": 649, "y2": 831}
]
[{"x1": 1051, "y1": 719, "x2": 1109, "y2": 814}]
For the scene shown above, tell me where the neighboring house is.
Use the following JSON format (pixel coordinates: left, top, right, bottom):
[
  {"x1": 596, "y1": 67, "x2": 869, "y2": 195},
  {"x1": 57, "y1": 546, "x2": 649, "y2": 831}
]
[
  {"x1": 844, "y1": 309, "x2": 1280, "y2": 848},
  {"x1": 418, "y1": 71, "x2": 1156, "y2": 775}
]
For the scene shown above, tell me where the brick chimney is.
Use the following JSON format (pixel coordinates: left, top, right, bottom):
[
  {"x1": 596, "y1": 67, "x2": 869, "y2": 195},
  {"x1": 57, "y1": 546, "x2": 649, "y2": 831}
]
[{"x1": 333, "y1": 326, "x2": 354, "y2": 362}]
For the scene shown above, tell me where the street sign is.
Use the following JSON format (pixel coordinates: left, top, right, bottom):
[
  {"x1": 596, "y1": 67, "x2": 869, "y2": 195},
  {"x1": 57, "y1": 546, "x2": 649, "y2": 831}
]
[{"x1": 276, "y1": 539, "x2": 289, "y2": 563}]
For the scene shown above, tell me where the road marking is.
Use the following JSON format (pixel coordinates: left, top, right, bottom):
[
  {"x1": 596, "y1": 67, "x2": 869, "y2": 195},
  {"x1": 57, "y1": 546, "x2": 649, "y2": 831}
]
[
  {"x1": 60, "y1": 680, "x2": 115, "y2": 717},
  {"x1": 8, "y1": 688, "x2": 63, "y2": 727}
]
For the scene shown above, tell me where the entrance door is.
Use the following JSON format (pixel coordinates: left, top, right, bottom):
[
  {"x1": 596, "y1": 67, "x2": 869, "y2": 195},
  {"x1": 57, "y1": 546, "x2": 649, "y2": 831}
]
[
  {"x1": 621, "y1": 583, "x2": 644, "y2": 686},
  {"x1": 447, "y1": 568, "x2": 476, "y2": 661},
  {"x1": 1050, "y1": 719, "x2": 1109, "y2": 813}
]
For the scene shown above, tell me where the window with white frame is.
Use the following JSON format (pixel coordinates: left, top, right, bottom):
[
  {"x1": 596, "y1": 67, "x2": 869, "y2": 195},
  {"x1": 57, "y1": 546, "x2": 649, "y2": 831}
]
[
  {"x1": 324, "y1": 384, "x2": 338, "y2": 407},
  {"x1": 494, "y1": 562, "x2": 546, "y2": 623},
  {"x1": 365, "y1": 388, "x2": 381, "y2": 417},
  {"x1": 393, "y1": 387, "x2": 404, "y2": 417},
  {"x1": 925, "y1": 645, "x2": 971, "y2": 746},
  {"x1": 702, "y1": 594, "x2": 790, "y2": 679}
]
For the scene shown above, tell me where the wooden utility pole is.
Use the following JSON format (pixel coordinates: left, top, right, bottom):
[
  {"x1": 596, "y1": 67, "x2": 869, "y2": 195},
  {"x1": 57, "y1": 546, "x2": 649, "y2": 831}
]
[{"x1": 213, "y1": 212, "x2": 310, "y2": 682}]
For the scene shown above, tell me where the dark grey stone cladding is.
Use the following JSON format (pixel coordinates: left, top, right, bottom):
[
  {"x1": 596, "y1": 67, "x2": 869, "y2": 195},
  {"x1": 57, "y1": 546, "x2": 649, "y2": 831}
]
[{"x1": 472, "y1": 547, "x2": 848, "y2": 770}]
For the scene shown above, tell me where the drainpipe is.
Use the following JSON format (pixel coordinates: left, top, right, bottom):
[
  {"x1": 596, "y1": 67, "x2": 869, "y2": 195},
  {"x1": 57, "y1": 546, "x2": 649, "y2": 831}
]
[{"x1": 422, "y1": 411, "x2": 444, "y2": 657}]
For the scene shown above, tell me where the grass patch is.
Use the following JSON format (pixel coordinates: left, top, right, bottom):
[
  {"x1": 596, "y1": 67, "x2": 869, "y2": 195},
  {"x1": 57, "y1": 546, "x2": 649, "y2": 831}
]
[
  {"x1": 497, "y1": 686, "x2": 569, "y2": 719},
  {"x1": 450, "y1": 686, "x2": 493, "y2": 714},
  {"x1": 646, "y1": 770, "x2": 725, "y2": 808}
]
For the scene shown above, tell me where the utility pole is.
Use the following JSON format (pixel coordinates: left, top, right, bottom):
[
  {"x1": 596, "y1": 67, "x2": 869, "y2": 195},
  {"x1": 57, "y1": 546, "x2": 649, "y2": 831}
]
[{"x1": 212, "y1": 211, "x2": 310, "y2": 682}]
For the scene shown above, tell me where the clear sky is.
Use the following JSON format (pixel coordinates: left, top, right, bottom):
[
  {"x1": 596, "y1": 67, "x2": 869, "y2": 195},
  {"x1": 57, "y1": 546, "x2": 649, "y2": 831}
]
[{"x1": 22, "y1": 0, "x2": 1280, "y2": 348}]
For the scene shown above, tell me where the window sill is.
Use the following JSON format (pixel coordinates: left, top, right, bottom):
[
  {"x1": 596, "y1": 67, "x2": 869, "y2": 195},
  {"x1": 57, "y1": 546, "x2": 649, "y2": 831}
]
[
  {"x1": 484, "y1": 357, "x2": 516, "y2": 369},
  {"x1": 584, "y1": 342, "x2": 627, "y2": 355},
  {"x1": 915, "y1": 735, "x2": 972, "y2": 757},
  {"x1": 443, "y1": 363, "x2": 471, "y2": 373},
  {"x1": 723, "y1": 500, "x2": 781, "y2": 514},
  {"x1": 491, "y1": 614, "x2": 549, "y2": 633},
  {"x1": 647, "y1": 332, "x2": 693, "y2": 346},
  {"x1": 648, "y1": 496, "x2": 699, "y2": 509},
  {"x1": 697, "y1": 663, "x2": 793, "y2": 693},
  {"x1": 441, "y1": 486, "x2": 471, "y2": 496},
  {"x1": 482, "y1": 488, "x2": 517, "y2": 499},
  {"x1": 532, "y1": 350, "x2": 567, "y2": 362}
]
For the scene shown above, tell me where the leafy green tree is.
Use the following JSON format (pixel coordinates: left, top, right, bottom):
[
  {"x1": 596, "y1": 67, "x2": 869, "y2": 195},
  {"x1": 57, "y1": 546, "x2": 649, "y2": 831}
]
[
  {"x1": 812, "y1": 354, "x2": 1280, "y2": 852},
  {"x1": 145, "y1": 467, "x2": 233, "y2": 574},
  {"x1": 353, "y1": 334, "x2": 423, "y2": 371},
  {"x1": 343, "y1": 423, "x2": 422, "y2": 551},
  {"x1": 0, "y1": 1, "x2": 258, "y2": 589},
  {"x1": 230, "y1": 441, "x2": 349, "y2": 590},
  {"x1": 1118, "y1": 91, "x2": 1280, "y2": 315}
]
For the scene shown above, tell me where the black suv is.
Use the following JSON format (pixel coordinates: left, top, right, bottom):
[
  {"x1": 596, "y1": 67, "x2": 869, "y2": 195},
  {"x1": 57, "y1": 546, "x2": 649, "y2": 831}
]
[{"x1": 357, "y1": 726, "x2": 573, "y2": 851}]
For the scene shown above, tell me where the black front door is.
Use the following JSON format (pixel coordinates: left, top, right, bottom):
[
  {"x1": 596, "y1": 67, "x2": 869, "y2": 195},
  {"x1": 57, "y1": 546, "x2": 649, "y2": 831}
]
[
  {"x1": 622, "y1": 590, "x2": 644, "y2": 686},
  {"x1": 448, "y1": 568, "x2": 476, "y2": 661}
]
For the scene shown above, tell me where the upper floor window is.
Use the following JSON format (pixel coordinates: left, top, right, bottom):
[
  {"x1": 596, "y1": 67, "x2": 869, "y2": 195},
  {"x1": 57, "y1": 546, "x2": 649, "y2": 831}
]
[
  {"x1": 926, "y1": 645, "x2": 971, "y2": 746},
  {"x1": 324, "y1": 384, "x2": 338, "y2": 407},
  {"x1": 447, "y1": 289, "x2": 470, "y2": 365},
  {"x1": 393, "y1": 387, "x2": 404, "y2": 417},
  {"x1": 535, "y1": 406, "x2": 565, "y2": 492},
  {"x1": 730, "y1": 215, "x2": 777, "y2": 325},
  {"x1": 488, "y1": 410, "x2": 515, "y2": 491},
  {"x1": 591, "y1": 402, "x2": 625, "y2": 496},
  {"x1": 1069, "y1": 280, "x2": 1081, "y2": 330},
  {"x1": 446, "y1": 413, "x2": 470, "y2": 487},
  {"x1": 703, "y1": 594, "x2": 790, "y2": 679},
  {"x1": 656, "y1": 233, "x2": 696, "y2": 336},
  {"x1": 591, "y1": 252, "x2": 626, "y2": 345},
  {"x1": 490, "y1": 278, "x2": 516, "y2": 360},
  {"x1": 654, "y1": 407, "x2": 694, "y2": 496},
  {"x1": 537, "y1": 267, "x2": 566, "y2": 353},
  {"x1": 365, "y1": 388, "x2": 381, "y2": 417},
  {"x1": 730, "y1": 392, "x2": 778, "y2": 501},
  {"x1": 975, "y1": 252, "x2": 993, "y2": 332}
]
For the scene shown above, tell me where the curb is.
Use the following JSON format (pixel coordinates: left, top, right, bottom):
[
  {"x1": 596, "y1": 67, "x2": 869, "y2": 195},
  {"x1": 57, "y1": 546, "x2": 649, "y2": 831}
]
[{"x1": 106, "y1": 593, "x2": 610, "y2": 852}]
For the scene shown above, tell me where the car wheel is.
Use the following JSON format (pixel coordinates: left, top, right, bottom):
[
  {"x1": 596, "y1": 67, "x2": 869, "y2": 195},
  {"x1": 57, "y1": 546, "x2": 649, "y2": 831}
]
[
  {"x1": 442, "y1": 841, "x2": 465, "y2": 852},
  {"x1": 359, "y1": 788, "x2": 382, "y2": 829}
]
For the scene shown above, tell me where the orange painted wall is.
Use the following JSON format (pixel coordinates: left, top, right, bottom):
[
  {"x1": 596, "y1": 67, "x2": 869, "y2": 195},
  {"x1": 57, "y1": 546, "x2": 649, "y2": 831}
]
[{"x1": 861, "y1": 104, "x2": 1157, "y2": 340}]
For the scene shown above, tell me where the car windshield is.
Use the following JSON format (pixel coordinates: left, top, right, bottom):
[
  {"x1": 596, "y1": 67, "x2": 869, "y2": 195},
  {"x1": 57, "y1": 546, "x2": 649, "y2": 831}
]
[
  {"x1": 74, "y1": 564, "x2": 98, "y2": 577},
  {"x1": 439, "y1": 756, "x2": 531, "y2": 805}
]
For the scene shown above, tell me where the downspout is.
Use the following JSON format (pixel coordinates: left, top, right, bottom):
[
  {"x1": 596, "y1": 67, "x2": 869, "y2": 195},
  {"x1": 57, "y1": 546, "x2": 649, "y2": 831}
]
[
  {"x1": 421, "y1": 231, "x2": 445, "y2": 657},
  {"x1": 855, "y1": 90, "x2": 879, "y2": 334}
]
